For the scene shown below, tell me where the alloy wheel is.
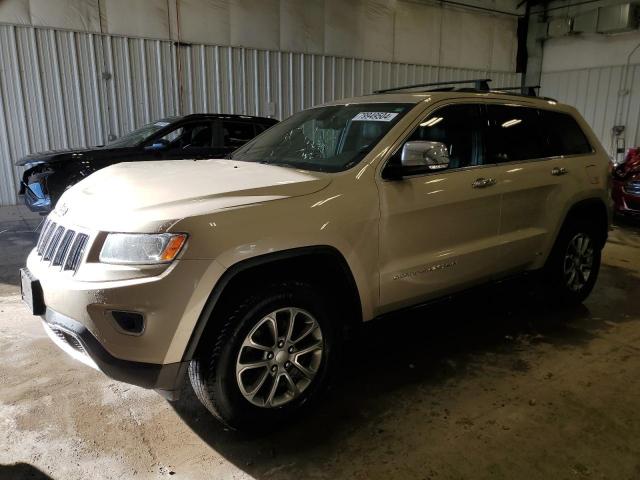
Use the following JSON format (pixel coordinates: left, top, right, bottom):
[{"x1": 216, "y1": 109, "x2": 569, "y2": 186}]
[
  {"x1": 563, "y1": 233, "x2": 594, "y2": 292},
  {"x1": 235, "y1": 307, "x2": 324, "y2": 408}
]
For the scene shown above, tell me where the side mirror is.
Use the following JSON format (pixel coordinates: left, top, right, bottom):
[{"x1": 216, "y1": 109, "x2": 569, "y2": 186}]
[{"x1": 401, "y1": 141, "x2": 450, "y2": 172}]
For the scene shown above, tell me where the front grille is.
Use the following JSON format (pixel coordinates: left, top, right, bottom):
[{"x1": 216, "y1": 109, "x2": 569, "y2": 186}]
[
  {"x1": 35, "y1": 219, "x2": 90, "y2": 272},
  {"x1": 624, "y1": 181, "x2": 640, "y2": 196},
  {"x1": 64, "y1": 234, "x2": 89, "y2": 271},
  {"x1": 43, "y1": 226, "x2": 64, "y2": 261},
  {"x1": 36, "y1": 220, "x2": 56, "y2": 255},
  {"x1": 52, "y1": 230, "x2": 74, "y2": 266}
]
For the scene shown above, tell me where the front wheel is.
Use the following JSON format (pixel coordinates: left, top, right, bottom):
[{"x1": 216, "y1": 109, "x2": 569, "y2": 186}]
[
  {"x1": 542, "y1": 220, "x2": 602, "y2": 305},
  {"x1": 188, "y1": 281, "x2": 337, "y2": 430}
]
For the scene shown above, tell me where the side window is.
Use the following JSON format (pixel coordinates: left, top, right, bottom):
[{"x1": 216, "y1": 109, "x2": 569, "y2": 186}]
[
  {"x1": 157, "y1": 126, "x2": 183, "y2": 144},
  {"x1": 388, "y1": 104, "x2": 482, "y2": 173},
  {"x1": 486, "y1": 105, "x2": 547, "y2": 163},
  {"x1": 539, "y1": 110, "x2": 592, "y2": 156},
  {"x1": 157, "y1": 122, "x2": 213, "y2": 149},
  {"x1": 223, "y1": 121, "x2": 256, "y2": 149}
]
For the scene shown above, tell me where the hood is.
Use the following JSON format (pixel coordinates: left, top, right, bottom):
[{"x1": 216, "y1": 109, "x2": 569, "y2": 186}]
[
  {"x1": 56, "y1": 159, "x2": 332, "y2": 230},
  {"x1": 15, "y1": 147, "x2": 105, "y2": 166}
]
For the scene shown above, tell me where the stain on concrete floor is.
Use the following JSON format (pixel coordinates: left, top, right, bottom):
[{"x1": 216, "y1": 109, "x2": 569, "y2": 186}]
[{"x1": 1, "y1": 217, "x2": 640, "y2": 480}]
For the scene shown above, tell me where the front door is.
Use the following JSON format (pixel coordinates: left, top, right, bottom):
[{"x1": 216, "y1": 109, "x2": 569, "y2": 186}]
[{"x1": 377, "y1": 103, "x2": 504, "y2": 312}]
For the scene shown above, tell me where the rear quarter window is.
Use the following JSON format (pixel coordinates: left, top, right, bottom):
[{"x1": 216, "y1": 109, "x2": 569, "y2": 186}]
[{"x1": 538, "y1": 110, "x2": 592, "y2": 156}]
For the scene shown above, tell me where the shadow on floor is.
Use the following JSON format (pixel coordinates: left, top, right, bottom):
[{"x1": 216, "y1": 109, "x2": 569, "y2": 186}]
[
  {"x1": 613, "y1": 213, "x2": 640, "y2": 232},
  {"x1": 169, "y1": 261, "x2": 640, "y2": 479},
  {"x1": 0, "y1": 463, "x2": 53, "y2": 480}
]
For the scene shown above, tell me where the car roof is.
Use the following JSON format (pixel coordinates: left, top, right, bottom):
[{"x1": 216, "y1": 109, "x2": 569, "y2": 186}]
[
  {"x1": 323, "y1": 91, "x2": 566, "y2": 109},
  {"x1": 179, "y1": 113, "x2": 277, "y2": 123}
]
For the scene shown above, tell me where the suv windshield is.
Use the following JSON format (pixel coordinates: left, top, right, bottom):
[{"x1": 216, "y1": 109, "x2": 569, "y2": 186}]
[
  {"x1": 107, "y1": 117, "x2": 180, "y2": 148},
  {"x1": 228, "y1": 103, "x2": 413, "y2": 172}
]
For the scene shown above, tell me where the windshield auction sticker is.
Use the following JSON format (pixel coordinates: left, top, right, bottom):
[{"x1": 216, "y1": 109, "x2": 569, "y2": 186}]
[{"x1": 352, "y1": 112, "x2": 399, "y2": 122}]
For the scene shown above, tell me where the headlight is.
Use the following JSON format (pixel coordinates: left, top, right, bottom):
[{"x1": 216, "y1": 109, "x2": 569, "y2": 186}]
[{"x1": 99, "y1": 233, "x2": 187, "y2": 265}]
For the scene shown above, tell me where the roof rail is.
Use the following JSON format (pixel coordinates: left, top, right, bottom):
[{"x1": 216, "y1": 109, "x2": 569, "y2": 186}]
[
  {"x1": 490, "y1": 85, "x2": 558, "y2": 102},
  {"x1": 374, "y1": 78, "x2": 491, "y2": 94},
  {"x1": 492, "y1": 85, "x2": 540, "y2": 96}
]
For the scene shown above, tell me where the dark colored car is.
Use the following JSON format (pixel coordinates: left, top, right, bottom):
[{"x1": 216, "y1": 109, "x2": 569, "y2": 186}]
[
  {"x1": 16, "y1": 113, "x2": 278, "y2": 213},
  {"x1": 612, "y1": 147, "x2": 640, "y2": 216}
]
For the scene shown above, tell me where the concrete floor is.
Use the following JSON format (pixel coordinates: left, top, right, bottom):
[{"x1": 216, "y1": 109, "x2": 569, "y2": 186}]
[{"x1": 1, "y1": 205, "x2": 640, "y2": 480}]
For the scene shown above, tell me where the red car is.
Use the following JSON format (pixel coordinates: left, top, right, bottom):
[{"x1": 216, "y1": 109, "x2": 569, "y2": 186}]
[{"x1": 612, "y1": 147, "x2": 640, "y2": 216}]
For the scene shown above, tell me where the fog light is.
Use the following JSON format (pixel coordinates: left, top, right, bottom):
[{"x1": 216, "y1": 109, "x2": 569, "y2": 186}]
[{"x1": 111, "y1": 311, "x2": 144, "y2": 335}]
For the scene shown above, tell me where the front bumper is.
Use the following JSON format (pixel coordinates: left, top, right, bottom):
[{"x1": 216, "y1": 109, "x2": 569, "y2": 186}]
[
  {"x1": 26, "y1": 246, "x2": 225, "y2": 366},
  {"x1": 41, "y1": 308, "x2": 188, "y2": 391},
  {"x1": 23, "y1": 211, "x2": 228, "y2": 397}
]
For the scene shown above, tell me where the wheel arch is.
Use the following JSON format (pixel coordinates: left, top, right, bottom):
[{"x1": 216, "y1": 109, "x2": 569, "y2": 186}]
[
  {"x1": 561, "y1": 197, "x2": 610, "y2": 249},
  {"x1": 182, "y1": 245, "x2": 363, "y2": 361}
]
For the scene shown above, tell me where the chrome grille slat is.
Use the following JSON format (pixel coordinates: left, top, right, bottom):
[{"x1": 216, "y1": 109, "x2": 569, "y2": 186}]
[
  {"x1": 63, "y1": 233, "x2": 89, "y2": 272},
  {"x1": 37, "y1": 220, "x2": 56, "y2": 255},
  {"x1": 52, "y1": 230, "x2": 75, "y2": 266},
  {"x1": 35, "y1": 219, "x2": 90, "y2": 273},
  {"x1": 43, "y1": 226, "x2": 64, "y2": 261},
  {"x1": 35, "y1": 219, "x2": 50, "y2": 253}
]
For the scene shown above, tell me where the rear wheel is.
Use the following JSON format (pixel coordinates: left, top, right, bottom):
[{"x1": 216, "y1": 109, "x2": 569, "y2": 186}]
[
  {"x1": 188, "y1": 281, "x2": 337, "y2": 430},
  {"x1": 542, "y1": 220, "x2": 601, "y2": 305}
]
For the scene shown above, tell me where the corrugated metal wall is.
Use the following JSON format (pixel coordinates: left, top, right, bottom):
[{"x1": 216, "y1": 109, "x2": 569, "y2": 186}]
[
  {"x1": 0, "y1": 23, "x2": 520, "y2": 206},
  {"x1": 541, "y1": 63, "x2": 640, "y2": 156}
]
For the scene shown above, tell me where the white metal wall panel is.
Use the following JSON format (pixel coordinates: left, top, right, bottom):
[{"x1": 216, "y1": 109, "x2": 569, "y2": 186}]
[
  {"x1": 393, "y1": 2, "x2": 442, "y2": 66},
  {"x1": 177, "y1": 0, "x2": 231, "y2": 47},
  {"x1": 29, "y1": 0, "x2": 101, "y2": 32},
  {"x1": 0, "y1": 24, "x2": 519, "y2": 206},
  {"x1": 101, "y1": 0, "x2": 171, "y2": 40},
  {"x1": 542, "y1": 33, "x2": 640, "y2": 72},
  {"x1": 0, "y1": 25, "x2": 30, "y2": 203},
  {"x1": 541, "y1": 64, "x2": 640, "y2": 155},
  {"x1": 230, "y1": 0, "x2": 280, "y2": 51},
  {"x1": 0, "y1": 0, "x2": 29, "y2": 25},
  {"x1": 0, "y1": 0, "x2": 521, "y2": 70},
  {"x1": 279, "y1": 0, "x2": 325, "y2": 55}
]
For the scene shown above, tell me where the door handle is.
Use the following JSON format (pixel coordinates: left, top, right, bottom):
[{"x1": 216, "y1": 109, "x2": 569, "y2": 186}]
[
  {"x1": 551, "y1": 167, "x2": 568, "y2": 176},
  {"x1": 472, "y1": 177, "x2": 496, "y2": 188}
]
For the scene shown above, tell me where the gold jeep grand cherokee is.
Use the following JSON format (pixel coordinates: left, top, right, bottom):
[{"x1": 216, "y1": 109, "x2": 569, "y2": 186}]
[{"x1": 21, "y1": 81, "x2": 610, "y2": 430}]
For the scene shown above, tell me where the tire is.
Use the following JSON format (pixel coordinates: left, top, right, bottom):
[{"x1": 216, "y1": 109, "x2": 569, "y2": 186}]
[
  {"x1": 188, "y1": 281, "x2": 338, "y2": 430},
  {"x1": 542, "y1": 219, "x2": 602, "y2": 306}
]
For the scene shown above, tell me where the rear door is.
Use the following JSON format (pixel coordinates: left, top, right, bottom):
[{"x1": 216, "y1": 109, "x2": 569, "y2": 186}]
[
  {"x1": 377, "y1": 103, "x2": 504, "y2": 312},
  {"x1": 487, "y1": 104, "x2": 579, "y2": 275}
]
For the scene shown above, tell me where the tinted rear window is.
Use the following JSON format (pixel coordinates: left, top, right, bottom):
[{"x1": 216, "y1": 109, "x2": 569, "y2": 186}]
[
  {"x1": 486, "y1": 105, "x2": 548, "y2": 163},
  {"x1": 538, "y1": 110, "x2": 592, "y2": 156}
]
